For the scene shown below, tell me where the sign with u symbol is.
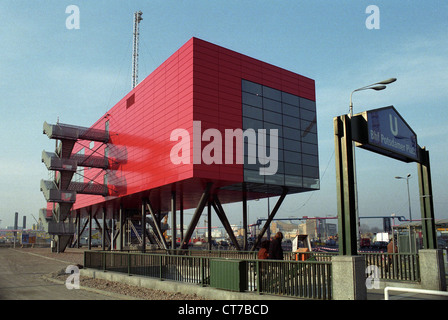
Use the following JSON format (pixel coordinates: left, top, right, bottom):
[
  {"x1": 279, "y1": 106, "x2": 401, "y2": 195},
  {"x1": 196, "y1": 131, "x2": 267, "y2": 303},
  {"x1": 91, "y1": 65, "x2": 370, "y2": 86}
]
[
  {"x1": 389, "y1": 114, "x2": 399, "y2": 136},
  {"x1": 362, "y1": 106, "x2": 419, "y2": 162}
]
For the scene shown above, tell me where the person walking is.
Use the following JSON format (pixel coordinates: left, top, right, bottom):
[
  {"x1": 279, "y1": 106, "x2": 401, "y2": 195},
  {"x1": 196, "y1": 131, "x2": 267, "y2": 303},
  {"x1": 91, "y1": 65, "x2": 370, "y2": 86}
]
[
  {"x1": 386, "y1": 237, "x2": 398, "y2": 274},
  {"x1": 268, "y1": 232, "x2": 284, "y2": 260}
]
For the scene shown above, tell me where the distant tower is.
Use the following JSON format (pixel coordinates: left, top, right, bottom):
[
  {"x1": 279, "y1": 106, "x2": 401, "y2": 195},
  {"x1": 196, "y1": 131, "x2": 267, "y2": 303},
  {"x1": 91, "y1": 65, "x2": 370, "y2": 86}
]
[{"x1": 132, "y1": 11, "x2": 143, "y2": 89}]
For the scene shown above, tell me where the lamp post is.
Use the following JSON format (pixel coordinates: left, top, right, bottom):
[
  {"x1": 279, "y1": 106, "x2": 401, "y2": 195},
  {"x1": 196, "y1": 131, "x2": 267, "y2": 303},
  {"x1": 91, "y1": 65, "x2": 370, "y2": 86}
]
[
  {"x1": 349, "y1": 78, "x2": 397, "y2": 249},
  {"x1": 395, "y1": 174, "x2": 413, "y2": 252},
  {"x1": 349, "y1": 78, "x2": 397, "y2": 117}
]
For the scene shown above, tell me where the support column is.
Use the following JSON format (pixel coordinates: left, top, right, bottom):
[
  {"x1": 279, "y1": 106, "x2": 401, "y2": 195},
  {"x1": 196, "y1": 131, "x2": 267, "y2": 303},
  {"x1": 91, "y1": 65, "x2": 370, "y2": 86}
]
[
  {"x1": 212, "y1": 194, "x2": 241, "y2": 251},
  {"x1": 418, "y1": 147, "x2": 437, "y2": 250},
  {"x1": 180, "y1": 193, "x2": 184, "y2": 243},
  {"x1": 141, "y1": 200, "x2": 146, "y2": 253},
  {"x1": 76, "y1": 210, "x2": 81, "y2": 248},
  {"x1": 242, "y1": 183, "x2": 248, "y2": 251},
  {"x1": 118, "y1": 204, "x2": 124, "y2": 251},
  {"x1": 181, "y1": 183, "x2": 212, "y2": 247},
  {"x1": 88, "y1": 208, "x2": 92, "y2": 250},
  {"x1": 146, "y1": 200, "x2": 168, "y2": 250},
  {"x1": 171, "y1": 191, "x2": 176, "y2": 249},
  {"x1": 251, "y1": 188, "x2": 288, "y2": 251},
  {"x1": 102, "y1": 207, "x2": 107, "y2": 250},
  {"x1": 207, "y1": 201, "x2": 212, "y2": 250},
  {"x1": 334, "y1": 115, "x2": 357, "y2": 256}
]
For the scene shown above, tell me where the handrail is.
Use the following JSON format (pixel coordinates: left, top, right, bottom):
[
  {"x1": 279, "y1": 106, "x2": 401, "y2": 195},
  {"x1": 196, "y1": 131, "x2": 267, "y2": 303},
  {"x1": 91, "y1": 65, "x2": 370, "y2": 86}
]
[{"x1": 384, "y1": 286, "x2": 448, "y2": 300}]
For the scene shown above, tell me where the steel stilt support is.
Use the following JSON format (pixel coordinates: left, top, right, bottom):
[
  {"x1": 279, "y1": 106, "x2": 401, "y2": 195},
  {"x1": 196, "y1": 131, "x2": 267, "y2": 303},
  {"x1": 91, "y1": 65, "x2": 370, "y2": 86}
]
[
  {"x1": 141, "y1": 200, "x2": 146, "y2": 253},
  {"x1": 171, "y1": 191, "x2": 176, "y2": 249},
  {"x1": 88, "y1": 208, "x2": 92, "y2": 250},
  {"x1": 181, "y1": 183, "x2": 213, "y2": 248},
  {"x1": 251, "y1": 187, "x2": 288, "y2": 251},
  {"x1": 145, "y1": 199, "x2": 169, "y2": 250},
  {"x1": 102, "y1": 207, "x2": 107, "y2": 250},
  {"x1": 212, "y1": 194, "x2": 241, "y2": 251},
  {"x1": 242, "y1": 183, "x2": 248, "y2": 250}
]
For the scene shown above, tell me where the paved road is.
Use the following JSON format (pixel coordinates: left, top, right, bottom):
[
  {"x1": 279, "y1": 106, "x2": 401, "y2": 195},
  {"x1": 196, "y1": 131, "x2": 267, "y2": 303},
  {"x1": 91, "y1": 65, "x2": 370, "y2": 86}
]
[{"x1": 0, "y1": 248, "x2": 114, "y2": 300}]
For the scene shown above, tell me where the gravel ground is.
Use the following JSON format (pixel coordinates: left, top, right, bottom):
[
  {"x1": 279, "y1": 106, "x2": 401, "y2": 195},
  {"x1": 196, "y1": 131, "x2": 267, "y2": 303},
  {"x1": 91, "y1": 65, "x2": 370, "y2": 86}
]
[{"x1": 19, "y1": 247, "x2": 207, "y2": 300}]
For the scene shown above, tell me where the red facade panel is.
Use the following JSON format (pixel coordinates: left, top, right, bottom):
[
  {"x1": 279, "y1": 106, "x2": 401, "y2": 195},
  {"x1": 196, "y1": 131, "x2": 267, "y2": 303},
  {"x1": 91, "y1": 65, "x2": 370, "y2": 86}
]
[{"x1": 71, "y1": 37, "x2": 315, "y2": 213}]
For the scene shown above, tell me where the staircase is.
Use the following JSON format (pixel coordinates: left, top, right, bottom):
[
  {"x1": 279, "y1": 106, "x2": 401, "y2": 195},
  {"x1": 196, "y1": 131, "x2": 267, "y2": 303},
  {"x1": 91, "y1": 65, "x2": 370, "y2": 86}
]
[{"x1": 39, "y1": 121, "x2": 110, "y2": 252}]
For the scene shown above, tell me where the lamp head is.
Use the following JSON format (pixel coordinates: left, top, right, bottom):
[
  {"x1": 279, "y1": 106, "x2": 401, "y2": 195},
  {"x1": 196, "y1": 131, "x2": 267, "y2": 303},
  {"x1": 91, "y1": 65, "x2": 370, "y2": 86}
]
[{"x1": 377, "y1": 78, "x2": 397, "y2": 85}]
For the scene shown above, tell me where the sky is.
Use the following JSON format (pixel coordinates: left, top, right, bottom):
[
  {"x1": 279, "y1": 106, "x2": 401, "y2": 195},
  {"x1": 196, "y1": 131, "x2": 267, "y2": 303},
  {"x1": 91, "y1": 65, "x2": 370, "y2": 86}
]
[{"x1": 1, "y1": 1, "x2": 447, "y2": 230}]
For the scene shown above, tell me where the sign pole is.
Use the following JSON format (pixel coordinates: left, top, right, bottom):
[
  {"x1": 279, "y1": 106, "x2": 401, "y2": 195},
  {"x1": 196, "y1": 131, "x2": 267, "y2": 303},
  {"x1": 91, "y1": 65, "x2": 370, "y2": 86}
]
[
  {"x1": 418, "y1": 147, "x2": 437, "y2": 249},
  {"x1": 334, "y1": 115, "x2": 358, "y2": 256}
]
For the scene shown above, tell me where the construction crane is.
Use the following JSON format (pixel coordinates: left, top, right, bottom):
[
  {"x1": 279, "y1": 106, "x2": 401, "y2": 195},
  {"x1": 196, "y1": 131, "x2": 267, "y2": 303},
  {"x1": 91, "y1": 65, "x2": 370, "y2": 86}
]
[{"x1": 132, "y1": 11, "x2": 143, "y2": 89}]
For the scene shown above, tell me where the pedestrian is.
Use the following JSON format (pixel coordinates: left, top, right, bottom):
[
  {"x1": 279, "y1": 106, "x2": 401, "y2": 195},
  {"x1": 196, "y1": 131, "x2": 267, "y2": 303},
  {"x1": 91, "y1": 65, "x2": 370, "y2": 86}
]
[
  {"x1": 268, "y1": 232, "x2": 284, "y2": 260},
  {"x1": 387, "y1": 238, "x2": 398, "y2": 253},
  {"x1": 258, "y1": 240, "x2": 270, "y2": 259},
  {"x1": 386, "y1": 238, "x2": 398, "y2": 273}
]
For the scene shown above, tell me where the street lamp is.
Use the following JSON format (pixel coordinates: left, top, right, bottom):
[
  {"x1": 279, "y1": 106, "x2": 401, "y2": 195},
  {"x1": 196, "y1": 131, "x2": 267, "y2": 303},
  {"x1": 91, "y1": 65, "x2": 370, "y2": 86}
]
[
  {"x1": 349, "y1": 78, "x2": 397, "y2": 117},
  {"x1": 349, "y1": 77, "x2": 397, "y2": 249},
  {"x1": 395, "y1": 174, "x2": 413, "y2": 252},
  {"x1": 395, "y1": 174, "x2": 412, "y2": 222}
]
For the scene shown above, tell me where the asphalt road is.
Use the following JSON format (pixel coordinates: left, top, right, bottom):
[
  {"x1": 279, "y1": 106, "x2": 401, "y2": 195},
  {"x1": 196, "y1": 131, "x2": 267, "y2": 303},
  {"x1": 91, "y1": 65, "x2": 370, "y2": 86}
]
[{"x1": 0, "y1": 248, "x2": 114, "y2": 300}]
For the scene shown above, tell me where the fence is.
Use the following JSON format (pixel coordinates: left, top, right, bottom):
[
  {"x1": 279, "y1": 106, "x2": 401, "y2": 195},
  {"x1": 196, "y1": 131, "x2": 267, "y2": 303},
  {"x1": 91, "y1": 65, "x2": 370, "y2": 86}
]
[
  {"x1": 83, "y1": 250, "x2": 420, "y2": 300},
  {"x1": 84, "y1": 250, "x2": 333, "y2": 300},
  {"x1": 361, "y1": 252, "x2": 420, "y2": 282}
]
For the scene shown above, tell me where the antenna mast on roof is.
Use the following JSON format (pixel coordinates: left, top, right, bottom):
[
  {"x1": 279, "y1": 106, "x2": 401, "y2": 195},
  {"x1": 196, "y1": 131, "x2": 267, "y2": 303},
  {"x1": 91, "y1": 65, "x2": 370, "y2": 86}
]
[{"x1": 132, "y1": 11, "x2": 143, "y2": 89}]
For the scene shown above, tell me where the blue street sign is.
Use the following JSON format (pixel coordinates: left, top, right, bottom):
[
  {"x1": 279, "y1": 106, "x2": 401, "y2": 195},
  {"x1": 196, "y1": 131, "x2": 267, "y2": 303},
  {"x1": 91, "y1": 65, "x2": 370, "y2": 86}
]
[{"x1": 365, "y1": 106, "x2": 419, "y2": 162}]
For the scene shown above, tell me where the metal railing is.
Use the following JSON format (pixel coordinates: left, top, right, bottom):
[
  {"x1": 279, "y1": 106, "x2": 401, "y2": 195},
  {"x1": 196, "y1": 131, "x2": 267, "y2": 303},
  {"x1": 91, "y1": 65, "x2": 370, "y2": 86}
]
[
  {"x1": 84, "y1": 249, "x2": 421, "y2": 300},
  {"x1": 250, "y1": 259, "x2": 332, "y2": 299},
  {"x1": 84, "y1": 250, "x2": 332, "y2": 300},
  {"x1": 361, "y1": 252, "x2": 420, "y2": 282}
]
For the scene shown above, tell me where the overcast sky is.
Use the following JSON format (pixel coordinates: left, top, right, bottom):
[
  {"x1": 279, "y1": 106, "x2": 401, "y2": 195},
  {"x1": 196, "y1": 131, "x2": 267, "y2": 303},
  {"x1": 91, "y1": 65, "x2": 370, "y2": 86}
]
[{"x1": 1, "y1": 1, "x2": 447, "y2": 229}]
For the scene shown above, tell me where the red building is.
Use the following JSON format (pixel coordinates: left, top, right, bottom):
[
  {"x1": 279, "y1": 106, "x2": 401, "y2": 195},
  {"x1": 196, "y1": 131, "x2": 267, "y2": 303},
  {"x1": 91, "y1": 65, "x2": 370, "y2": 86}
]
[{"x1": 40, "y1": 37, "x2": 318, "y2": 252}]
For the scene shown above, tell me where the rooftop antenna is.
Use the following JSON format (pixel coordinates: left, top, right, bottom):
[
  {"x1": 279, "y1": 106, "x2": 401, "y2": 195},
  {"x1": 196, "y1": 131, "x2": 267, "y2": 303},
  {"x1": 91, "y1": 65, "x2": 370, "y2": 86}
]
[{"x1": 132, "y1": 11, "x2": 143, "y2": 89}]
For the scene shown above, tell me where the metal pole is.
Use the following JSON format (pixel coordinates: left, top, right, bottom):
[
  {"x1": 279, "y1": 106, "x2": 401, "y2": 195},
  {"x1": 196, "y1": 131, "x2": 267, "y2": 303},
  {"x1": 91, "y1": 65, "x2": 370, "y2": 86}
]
[
  {"x1": 417, "y1": 147, "x2": 437, "y2": 249},
  {"x1": 251, "y1": 188, "x2": 288, "y2": 251},
  {"x1": 171, "y1": 191, "x2": 176, "y2": 249},
  {"x1": 406, "y1": 176, "x2": 413, "y2": 253},
  {"x1": 119, "y1": 204, "x2": 123, "y2": 251},
  {"x1": 181, "y1": 183, "x2": 212, "y2": 247},
  {"x1": 88, "y1": 208, "x2": 92, "y2": 250},
  {"x1": 102, "y1": 207, "x2": 106, "y2": 250},
  {"x1": 146, "y1": 200, "x2": 168, "y2": 250},
  {"x1": 207, "y1": 201, "x2": 212, "y2": 250},
  {"x1": 242, "y1": 183, "x2": 248, "y2": 250},
  {"x1": 132, "y1": 11, "x2": 143, "y2": 89},
  {"x1": 76, "y1": 211, "x2": 80, "y2": 248},
  {"x1": 334, "y1": 115, "x2": 358, "y2": 256},
  {"x1": 180, "y1": 193, "x2": 184, "y2": 242},
  {"x1": 141, "y1": 200, "x2": 146, "y2": 253},
  {"x1": 212, "y1": 194, "x2": 241, "y2": 251}
]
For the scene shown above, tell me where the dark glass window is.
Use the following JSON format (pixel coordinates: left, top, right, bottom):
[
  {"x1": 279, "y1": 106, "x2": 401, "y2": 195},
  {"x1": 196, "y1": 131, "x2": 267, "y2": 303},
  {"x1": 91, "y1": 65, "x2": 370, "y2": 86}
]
[
  {"x1": 242, "y1": 80, "x2": 262, "y2": 95},
  {"x1": 300, "y1": 98, "x2": 316, "y2": 111},
  {"x1": 282, "y1": 104, "x2": 300, "y2": 118},
  {"x1": 241, "y1": 79, "x2": 319, "y2": 190},
  {"x1": 263, "y1": 86, "x2": 281, "y2": 101},
  {"x1": 242, "y1": 93, "x2": 262, "y2": 107},
  {"x1": 282, "y1": 92, "x2": 300, "y2": 106},
  {"x1": 243, "y1": 104, "x2": 263, "y2": 120}
]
